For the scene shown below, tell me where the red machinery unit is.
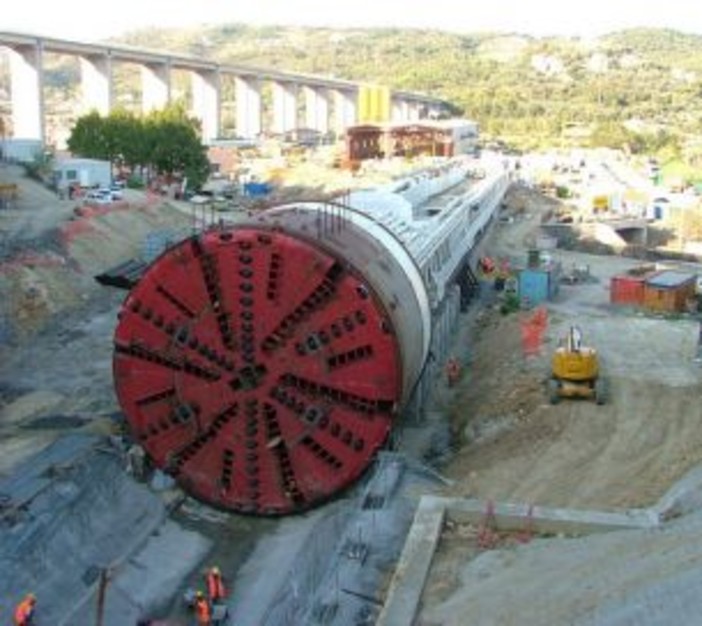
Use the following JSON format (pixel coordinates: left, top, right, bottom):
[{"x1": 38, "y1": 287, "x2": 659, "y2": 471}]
[
  {"x1": 111, "y1": 161, "x2": 510, "y2": 516},
  {"x1": 114, "y1": 227, "x2": 401, "y2": 515}
]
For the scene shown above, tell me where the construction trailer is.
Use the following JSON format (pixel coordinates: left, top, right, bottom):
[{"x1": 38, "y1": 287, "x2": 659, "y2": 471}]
[
  {"x1": 429, "y1": 119, "x2": 479, "y2": 156},
  {"x1": 52, "y1": 158, "x2": 111, "y2": 190},
  {"x1": 642, "y1": 271, "x2": 697, "y2": 313},
  {"x1": 345, "y1": 119, "x2": 479, "y2": 162}
]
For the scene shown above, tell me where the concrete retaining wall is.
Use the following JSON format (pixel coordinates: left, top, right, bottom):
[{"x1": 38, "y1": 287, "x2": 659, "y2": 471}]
[{"x1": 377, "y1": 495, "x2": 659, "y2": 626}]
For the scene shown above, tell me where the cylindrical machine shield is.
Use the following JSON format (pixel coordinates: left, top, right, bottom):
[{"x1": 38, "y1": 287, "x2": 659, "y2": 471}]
[{"x1": 113, "y1": 214, "x2": 420, "y2": 515}]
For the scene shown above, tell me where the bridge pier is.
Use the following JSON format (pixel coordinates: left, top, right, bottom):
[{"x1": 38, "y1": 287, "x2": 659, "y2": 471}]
[
  {"x1": 8, "y1": 42, "x2": 44, "y2": 141},
  {"x1": 80, "y1": 53, "x2": 112, "y2": 115},
  {"x1": 333, "y1": 89, "x2": 356, "y2": 134},
  {"x1": 304, "y1": 86, "x2": 329, "y2": 134},
  {"x1": 395, "y1": 99, "x2": 412, "y2": 123},
  {"x1": 234, "y1": 77, "x2": 262, "y2": 139},
  {"x1": 272, "y1": 81, "x2": 298, "y2": 135},
  {"x1": 142, "y1": 61, "x2": 171, "y2": 113},
  {"x1": 408, "y1": 101, "x2": 423, "y2": 121},
  {"x1": 191, "y1": 69, "x2": 220, "y2": 142}
]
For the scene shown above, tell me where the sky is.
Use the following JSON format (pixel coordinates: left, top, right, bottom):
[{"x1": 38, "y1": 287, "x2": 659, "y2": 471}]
[{"x1": 4, "y1": 0, "x2": 702, "y2": 41}]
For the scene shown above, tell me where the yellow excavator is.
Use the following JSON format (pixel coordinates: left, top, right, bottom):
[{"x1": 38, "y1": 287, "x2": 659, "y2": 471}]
[{"x1": 548, "y1": 326, "x2": 606, "y2": 405}]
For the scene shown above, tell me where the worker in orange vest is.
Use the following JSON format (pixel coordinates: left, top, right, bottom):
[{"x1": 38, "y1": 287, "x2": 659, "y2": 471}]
[
  {"x1": 13, "y1": 593, "x2": 36, "y2": 626},
  {"x1": 193, "y1": 590, "x2": 211, "y2": 626},
  {"x1": 206, "y1": 566, "x2": 227, "y2": 603}
]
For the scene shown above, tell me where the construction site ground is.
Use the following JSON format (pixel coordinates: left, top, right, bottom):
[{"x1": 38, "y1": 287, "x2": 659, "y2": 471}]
[
  {"x1": 416, "y1": 183, "x2": 702, "y2": 625},
  {"x1": 2, "y1": 159, "x2": 702, "y2": 624}
]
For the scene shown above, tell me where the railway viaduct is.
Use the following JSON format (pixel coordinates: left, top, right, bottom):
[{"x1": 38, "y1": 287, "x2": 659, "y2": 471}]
[{"x1": 0, "y1": 31, "x2": 447, "y2": 145}]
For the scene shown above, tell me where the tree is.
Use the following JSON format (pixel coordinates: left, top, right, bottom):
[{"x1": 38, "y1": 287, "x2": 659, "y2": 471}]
[
  {"x1": 144, "y1": 103, "x2": 209, "y2": 190},
  {"x1": 67, "y1": 103, "x2": 210, "y2": 190},
  {"x1": 67, "y1": 111, "x2": 110, "y2": 160},
  {"x1": 103, "y1": 109, "x2": 147, "y2": 170}
]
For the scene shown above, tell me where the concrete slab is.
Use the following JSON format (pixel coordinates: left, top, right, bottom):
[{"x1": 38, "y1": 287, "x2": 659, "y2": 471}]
[
  {"x1": 446, "y1": 497, "x2": 658, "y2": 535},
  {"x1": 376, "y1": 496, "x2": 445, "y2": 626}
]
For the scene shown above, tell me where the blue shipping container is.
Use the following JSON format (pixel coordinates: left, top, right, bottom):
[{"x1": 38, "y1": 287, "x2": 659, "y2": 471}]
[
  {"x1": 243, "y1": 182, "x2": 272, "y2": 197},
  {"x1": 518, "y1": 268, "x2": 558, "y2": 306}
]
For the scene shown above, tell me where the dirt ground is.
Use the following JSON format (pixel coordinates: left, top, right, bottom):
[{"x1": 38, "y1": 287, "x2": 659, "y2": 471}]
[
  {"x1": 0, "y1": 164, "x2": 195, "y2": 474},
  {"x1": 418, "y1": 183, "x2": 702, "y2": 622},
  {"x1": 439, "y1": 187, "x2": 702, "y2": 509}
]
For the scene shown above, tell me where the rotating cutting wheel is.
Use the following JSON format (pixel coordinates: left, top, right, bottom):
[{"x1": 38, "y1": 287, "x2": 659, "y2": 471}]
[{"x1": 114, "y1": 228, "x2": 402, "y2": 515}]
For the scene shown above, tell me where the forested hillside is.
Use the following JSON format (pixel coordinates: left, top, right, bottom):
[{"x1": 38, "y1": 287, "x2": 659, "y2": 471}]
[
  {"x1": 2, "y1": 24, "x2": 702, "y2": 163},
  {"x1": 114, "y1": 25, "x2": 702, "y2": 151}
]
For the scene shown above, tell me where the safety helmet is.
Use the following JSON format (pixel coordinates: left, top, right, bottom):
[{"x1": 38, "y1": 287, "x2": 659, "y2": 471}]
[
  {"x1": 196, "y1": 590, "x2": 204, "y2": 599},
  {"x1": 211, "y1": 566, "x2": 220, "y2": 575}
]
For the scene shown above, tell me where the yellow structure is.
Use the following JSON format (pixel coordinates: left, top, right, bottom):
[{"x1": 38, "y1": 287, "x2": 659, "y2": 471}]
[
  {"x1": 358, "y1": 85, "x2": 391, "y2": 123},
  {"x1": 592, "y1": 195, "x2": 609, "y2": 213}
]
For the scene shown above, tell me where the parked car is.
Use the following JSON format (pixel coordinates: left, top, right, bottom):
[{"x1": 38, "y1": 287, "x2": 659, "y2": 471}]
[
  {"x1": 84, "y1": 190, "x2": 112, "y2": 205},
  {"x1": 108, "y1": 184, "x2": 124, "y2": 200}
]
